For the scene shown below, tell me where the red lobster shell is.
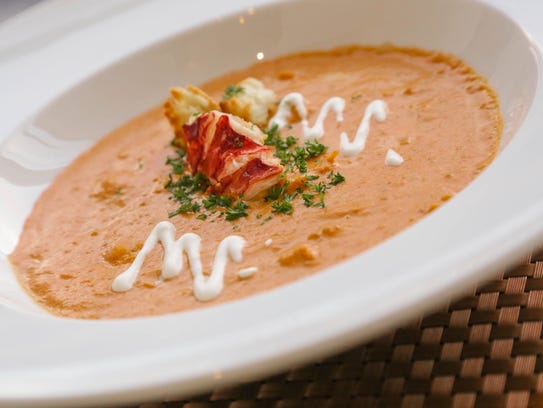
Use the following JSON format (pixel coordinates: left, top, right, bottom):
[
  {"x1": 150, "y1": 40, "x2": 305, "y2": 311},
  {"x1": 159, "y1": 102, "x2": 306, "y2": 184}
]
[{"x1": 182, "y1": 111, "x2": 283, "y2": 199}]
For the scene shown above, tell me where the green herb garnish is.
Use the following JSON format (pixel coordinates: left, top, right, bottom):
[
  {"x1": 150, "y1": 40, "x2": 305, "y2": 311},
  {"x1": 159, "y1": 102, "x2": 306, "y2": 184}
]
[
  {"x1": 223, "y1": 84, "x2": 244, "y2": 100},
  {"x1": 291, "y1": 141, "x2": 327, "y2": 173},
  {"x1": 265, "y1": 126, "x2": 327, "y2": 172},
  {"x1": 305, "y1": 140, "x2": 327, "y2": 158},
  {"x1": 305, "y1": 182, "x2": 328, "y2": 208},
  {"x1": 328, "y1": 171, "x2": 345, "y2": 186},
  {"x1": 302, "y1": 193, "x2": 315, "y2": 207},
  {"x1": 225, "y1": 201, "x2": 249, "y2": 221},
  {"x1": 165, "y1": 149, "x2": 186, "y2": 174},
  {"x1": 265, "y1": 125, "x2": 297, "y2": 151},
  {"x1": 260, "y1": 215, "x2": 273, "y2": 225},
  {"x1": 266, "y1": 183, "x2": 288, "y2": 202},
  {"x1": 271, "y1": 193, "x2": 296, "y2": 215},
  {"x1": 168, "y1": 198, "x2": 201, "y2": 218},
  {"x1": 307, "y1": 181, "x2": 328, "y2": 194},
  {"x1": 165, "y1": 149, "x2": 210, "y2": 216},
  {"x1": 202, "y1": 194, "x2": 232, "y2": 211},
  {"x1": 271, "y1": 199, "x2": 293, "y2": 214},
  {"x1": 262, "y1": 124, "x2": 338, "y2": 212}
]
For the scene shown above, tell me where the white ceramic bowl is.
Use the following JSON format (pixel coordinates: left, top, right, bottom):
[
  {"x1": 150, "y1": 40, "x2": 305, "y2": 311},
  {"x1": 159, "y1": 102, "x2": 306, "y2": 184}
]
[{"x1": 0, "y1": 0, "x2": 542, "y2": 406}]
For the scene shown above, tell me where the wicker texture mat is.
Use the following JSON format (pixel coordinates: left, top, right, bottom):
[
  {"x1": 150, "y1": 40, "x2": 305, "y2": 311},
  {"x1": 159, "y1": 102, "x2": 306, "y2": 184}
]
[{"x1": 138, "y1": 248, "x2": 543, "y2": 408}]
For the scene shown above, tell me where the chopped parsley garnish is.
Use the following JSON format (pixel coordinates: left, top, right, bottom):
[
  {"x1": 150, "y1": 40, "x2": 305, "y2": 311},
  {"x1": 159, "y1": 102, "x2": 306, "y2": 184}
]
[
  {"x1": 225, "y1": 201, "x2": 249, "y2": 221},
  {"x1": 307, "y1": 181, "x2": 328, "y2": 194},
  {"x1": 165, "y1": 173, "x2": 209, "y2": 197},
  {"x1": 271, "y1": 197, "x2": 294, "y2": 215},
  {"x1": 296, "y1": 142, "x2": 326, "y2": 172},
  {"x1": 168, "y1": 199, "x2": 200, "y2": 218},
  {"x1": 165, "y1": 149, "x2": 186, "y2": 174},
  {"x1": 264, "y1": 125, "x2": 297, "y2": 151},
  {"x1": 264, "y1": 126, "x2": 327, "y2": 174},
  {"x1": 265, "y1": 183, "x2": 287, "y2": 202},
  {"x1": 165, "y1": 150, "x2": 209, "y2": 217},
  {"x1": 223, "y1": 84, "x2": 244, "y2": 100},
  {"x1": 328, "y1": 171, "x2": 345, "y2": 186},
  {"x1": 281, "y1": 140, "x2": 327, "y2": 174},
  {"x1": 314, "y1": 198, "x2": 326, "y2": 208},
  {"x1": 164, "y1": 151, "x2": 248, "y2": 220},
  {"x1": 305, "y1": 140, "x2": 327, "y2": 158},
  {"x1": 292, "y1": 147, "x2": 309, "y2": 173},
  {"x1": 202, "y1": 194, "x2": 232, "y2": 211},
  {"x1": 302, "y1": 193, "x2": 315, "y2": 207},
  {"x1": 261, "y1": 125, "x2": 344, "y2": 213},
  {"x1": 311, "y1": 182, "x2": 328, "y2": 207}
]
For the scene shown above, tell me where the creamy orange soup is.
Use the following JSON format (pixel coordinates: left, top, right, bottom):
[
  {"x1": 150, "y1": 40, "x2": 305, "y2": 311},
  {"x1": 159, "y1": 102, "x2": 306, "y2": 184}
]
[{"x1": 10, "y1": 46, "x2": 502, "y2": 319}]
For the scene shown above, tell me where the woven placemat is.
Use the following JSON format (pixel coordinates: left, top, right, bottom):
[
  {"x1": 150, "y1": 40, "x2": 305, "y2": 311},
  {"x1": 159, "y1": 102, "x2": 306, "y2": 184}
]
[{"x1": 137, "y1": 247, "x2": 543, "y2": 408}]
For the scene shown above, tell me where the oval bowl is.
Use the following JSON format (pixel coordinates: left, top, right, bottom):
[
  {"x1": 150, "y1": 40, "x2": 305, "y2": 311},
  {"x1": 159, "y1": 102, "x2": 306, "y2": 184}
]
[{"x1": 0, "y1": 0, "x2": 542, "y2": 406}]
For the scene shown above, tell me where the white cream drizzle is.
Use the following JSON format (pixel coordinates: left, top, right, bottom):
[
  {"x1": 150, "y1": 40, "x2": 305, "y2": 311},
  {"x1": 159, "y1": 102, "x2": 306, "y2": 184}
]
[
  {"x1": 385, "y1": 149, "x2": 404, "y2": 166},
  {"x1": 111, "y1": 221, "x2": 246, "y2": 302},
  {"x1": 302, "y1": 97, "x2": 345, "y2": 140},
  {"x1": 268, "y1": 93, "x2": 345, "y2": 140},
  {"x1": 264, "y1": 238, "x2": 273, "y2": 247},
  {"x1": 269, "y1": 93, "x2": 388, "y2": 158},
  {"x1": 268, "y1": 92, "x2": 307, "y2": 129},
  {"x1": 339, "y1": 100, "x2": 388, "y2": 157},
  {"x1": 238, "y1": 267, "x2": 258, "y2": 279}
]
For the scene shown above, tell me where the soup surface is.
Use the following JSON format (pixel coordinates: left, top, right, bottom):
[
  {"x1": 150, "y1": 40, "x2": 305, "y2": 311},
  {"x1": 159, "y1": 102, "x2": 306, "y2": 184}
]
[{"x1": 9, "y1": 46, "x2": 502, "y2": 319}]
